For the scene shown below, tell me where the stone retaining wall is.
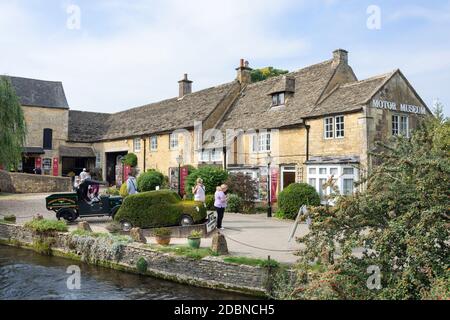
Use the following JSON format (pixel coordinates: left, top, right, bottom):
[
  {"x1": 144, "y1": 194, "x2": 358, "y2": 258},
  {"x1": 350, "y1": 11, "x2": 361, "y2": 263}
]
[
  {"x1": 0, "y1": 170, "x2": 71, "y2": 193},
  {"x1": 0, "y1": 223, "x2": 275, "y2": 297}
]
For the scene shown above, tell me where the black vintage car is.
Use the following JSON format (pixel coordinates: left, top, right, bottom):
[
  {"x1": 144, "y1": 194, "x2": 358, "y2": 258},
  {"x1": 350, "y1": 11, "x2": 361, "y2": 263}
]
[{"x1": 46, "y1": 180, "x2": 122, "y2": 222}]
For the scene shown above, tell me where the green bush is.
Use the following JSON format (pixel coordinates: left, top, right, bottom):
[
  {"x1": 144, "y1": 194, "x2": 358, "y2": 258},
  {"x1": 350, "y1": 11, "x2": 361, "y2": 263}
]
[
  {"x1": 205, "y1": 194, "x2": 215, "y2": 210},
  {"x1": 153, "y1": 227, "x2": 172, "y2": 237},
  {"x1": 226, "y1": 194, "x2": 243, "y2": 213},
  {"x1": 114, "y1": 190, "x2": 207, "y2": 229},
  {"x1": 185, "y1": 166, "x2": 228, "y2": 197},
  {"x1": 24, "y1": 219, "x2": 68, "y2": 233},
  {"x1": 119, "y1": 183, "x2": 129, "y2": 198},
  {"x1": 278, "y1": 183, "x2": 320, "y2": 219},
  {"x1": 123, "y1": 153, "x2": 138, "y2": 167},
  {"x1": 137, "y1": 170, "x2": 165, "y2": 192}
]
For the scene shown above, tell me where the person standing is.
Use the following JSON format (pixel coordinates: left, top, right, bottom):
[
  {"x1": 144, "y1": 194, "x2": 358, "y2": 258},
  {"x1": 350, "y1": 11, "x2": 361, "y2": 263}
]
[
  {"x1": 80, "y1": 168, "x2": 87, "y2": 182},
  {"x1": 192, "y1": 178, "x2": 206, "y2": 202},
  {"x1": 214, "y1": 184, "x2": 228, "y2": 230},
  {"x1": 126, "y1": 168, "x2": 138, "y2": 195}
]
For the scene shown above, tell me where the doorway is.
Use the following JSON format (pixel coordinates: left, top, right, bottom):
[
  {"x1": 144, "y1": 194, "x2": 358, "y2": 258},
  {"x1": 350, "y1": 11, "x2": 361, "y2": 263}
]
[
  {"x1": 281, "y1": 166, "x2": 296, "y2": 190},
  {"x1": 106, "y1": 151, "x2": 128, "y2": 186}
]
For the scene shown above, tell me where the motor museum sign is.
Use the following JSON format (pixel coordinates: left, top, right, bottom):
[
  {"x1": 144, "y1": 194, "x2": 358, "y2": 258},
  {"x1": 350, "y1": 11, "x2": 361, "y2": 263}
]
[{"x1": 371, "y1": 99, "x2": 427, "y2": 115}]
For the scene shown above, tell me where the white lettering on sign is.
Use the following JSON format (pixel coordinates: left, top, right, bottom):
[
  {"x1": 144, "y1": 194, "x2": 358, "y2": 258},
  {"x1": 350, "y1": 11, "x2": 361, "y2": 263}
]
[{"x1": 372, "y1": 99, "x2": 427, "y2": 115}]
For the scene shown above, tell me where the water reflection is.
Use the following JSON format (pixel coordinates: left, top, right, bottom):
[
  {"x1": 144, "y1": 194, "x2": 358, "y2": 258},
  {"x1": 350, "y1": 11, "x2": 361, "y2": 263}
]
[{"x1": 0, "y1": 246, "x2": 255, "y2": 300}]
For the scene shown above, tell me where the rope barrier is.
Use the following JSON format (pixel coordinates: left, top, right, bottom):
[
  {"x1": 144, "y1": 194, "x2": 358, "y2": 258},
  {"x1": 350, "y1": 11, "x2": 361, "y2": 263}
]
[{"x1": 221, "y1": 232, "x2": 298, "y2": 253}]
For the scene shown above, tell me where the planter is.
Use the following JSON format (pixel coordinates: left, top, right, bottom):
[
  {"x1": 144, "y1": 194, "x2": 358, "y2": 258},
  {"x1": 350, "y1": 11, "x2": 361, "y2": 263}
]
[
  {"x1": 155, "y1": 236, "x2": 171, "y2": 246},
  {"x1": 188, "y1": 237, "x2": 201, "y2": 249}
]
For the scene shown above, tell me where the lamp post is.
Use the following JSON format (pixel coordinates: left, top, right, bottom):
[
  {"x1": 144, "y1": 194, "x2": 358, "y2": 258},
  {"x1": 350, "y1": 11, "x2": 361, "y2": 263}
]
[
  {"x1": 266, "y1": 153, "x2": 273, "y2": 218},
  {"x1": 176, "y1": 154, "x2": 183, "y2": 197}
]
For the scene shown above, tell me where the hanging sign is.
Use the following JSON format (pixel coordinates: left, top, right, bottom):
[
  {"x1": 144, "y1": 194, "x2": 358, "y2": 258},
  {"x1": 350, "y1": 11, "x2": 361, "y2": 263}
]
[
  {"x1": 123, "y1": 165, "x2": 131, "y2": 182},
  {"x1": 271, "y1": 168, "x2": 278, "y2": 203},
  {"x1": 52, "y1": 158, "x2": 59, "y2": 176},
  {"x1": 35, "y1": 157, "x2": 42, "y2": 169}
]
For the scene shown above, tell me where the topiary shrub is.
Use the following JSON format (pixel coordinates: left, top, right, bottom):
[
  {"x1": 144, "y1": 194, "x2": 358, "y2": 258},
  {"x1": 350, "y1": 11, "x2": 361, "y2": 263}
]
[
  {"x1": 114, "y1": 190, "x2": 207, "y2": 228},
  {"x1": 205, "y1": 194, "x2": 215, "y2": 210},
  {"x1": 137, "y1": 169, "x2": 164, "y2": 192},
  {"x1": 123, "y1": 153, "x2": 138, "y2": 167},
  {"x1": 278, "y1": 183, "x2": 320, "y2": 219},
  {"x1": 226, "y1": 194, "x2": 243, "y2": 213},
  {"x1": 136, "y1": 257, "x2": 148, "y2": 274},
  {"x1": 185, "y1": 166, "x2": 228, "y2": 197},
  {"x1": 119, "y1": 183, "x2": 129, "y2": 198}
]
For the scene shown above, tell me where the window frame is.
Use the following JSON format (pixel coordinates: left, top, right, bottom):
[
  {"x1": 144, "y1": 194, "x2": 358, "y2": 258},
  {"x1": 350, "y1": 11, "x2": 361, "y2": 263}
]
[
  {"x1": 335, "y1": 115, "x2": 345, "y2": 138},
  {"x1": 324, "y1": 117, "x2": 334, "y2": 139},
  {"x1": 271, "y1": 92, "x2": 285, "y2": 107},
  {"x1": 43, "y1": 128, "x2": 53, "y2": 150},
  {"x1": 252, "y1": 132, "x2": 271, "y2": 153},
  {"x1": 133, "y1": 138, "x2": 141, "y2": 153},
  {"x1": 169, "y1": 133, "x2": 179, "y2": 150},
  {"x1": 150, "y1": 136, "x2": 158, "y2": 151}
]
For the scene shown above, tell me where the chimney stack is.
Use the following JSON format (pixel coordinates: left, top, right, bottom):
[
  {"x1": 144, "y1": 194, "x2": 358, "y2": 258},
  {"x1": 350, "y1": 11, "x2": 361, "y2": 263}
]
[
  {"x1": 332, "y1": 49, "x2": 348, "y2": 67},
  {"x1": 178, "y1": 73, "x2": 193, "y2": 98},
  {"x1": 236, "y1": 59, "x2": 252, "y2": 85}
]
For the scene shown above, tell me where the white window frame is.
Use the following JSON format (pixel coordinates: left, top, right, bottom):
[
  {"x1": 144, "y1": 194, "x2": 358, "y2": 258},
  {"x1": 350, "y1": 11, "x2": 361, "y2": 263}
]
[
  {"x1": 150, "y1": 136, "x2": 158, "y2": 151},
  {"x1": 307, "y1": 165, "x2": 358, "y2": 204},
  {"x1": 133, "y1": 138, "x2": 141, "y2": 153},
  {"x1": 392, "y1": 115, "x2": 399, "y2": 136},
  {"x1": 324, "y1": 117, "x2": 334, "y2": 139},
  {"x1": 271, "y1": 92, "x2": 285, "y2": 107},
  {"x1": 211, "y1": 148, "x2": 222, "y2": 162},
  {"x1": 400, "y1": 115, "x2": 409, "y2": 137},
  {"x1": 335, "y1": 116, "x2": 345, "y2": 138},
  {"x1": 252, "y1": 132, "x2": 271, "y2": 153},
  {"x1": 169, "y1": 133, "x2": 178, "y2": 150}
]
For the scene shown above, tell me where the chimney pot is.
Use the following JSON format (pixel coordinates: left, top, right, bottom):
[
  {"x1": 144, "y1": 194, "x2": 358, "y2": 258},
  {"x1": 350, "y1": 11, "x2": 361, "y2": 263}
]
[{"x1": 236, "y1": 59, "x2": 252, "y2": 85}]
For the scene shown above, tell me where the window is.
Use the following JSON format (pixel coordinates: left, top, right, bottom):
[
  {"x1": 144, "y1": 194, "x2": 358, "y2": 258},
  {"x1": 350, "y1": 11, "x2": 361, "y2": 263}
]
[
  {"x1": 271, "y1": 92, "x2": 285, "y2": 107},
  {"x1": 252, "y1": 132, "x2": 271, "y2": 153},
  {"x1": 150, "y1": 136, "x2": 158, "y2": 151},
  {"x1": 43, "y1": 128, "x2": 53, "y2": 150},
  {"x1": 200, "y1": 149, "x2": 223, "y2": 162},
  {"x1": 133, "y1": 138, "x2": 141, "y2": 152},
  {"x1": 200, "y1": 150, "x2": 209, "y2": 162},
  {"x1": 42, "y1": 158, "x2": 52, "y2": 170},
  {"x1": 343, "y1": 179, "x2": 354, "y2": 195},
  {"x1": 335, "y1": 116, "x2": 345, "y2": 138},
  {"x1": 324, "y1": 117, "x2": 334, "y2": 139},
  {"x1": 307, "y1": 165, "x2": 358, "y2": 203},
  {"x1": 392, "y1": 115, "x2": 409, "y2": 137},
  {"x1": 324, "y1": 116, "x2": 345, "y2": 139},
  {"x1": 169, "y1": 133, "x2": 178, "y2": 150},
  {"x1": 392, "y1": 115, "x2": 399, "y2": 135},
  {"x1": 211, "y1": 149, "x2": 222, "y2": 162}
]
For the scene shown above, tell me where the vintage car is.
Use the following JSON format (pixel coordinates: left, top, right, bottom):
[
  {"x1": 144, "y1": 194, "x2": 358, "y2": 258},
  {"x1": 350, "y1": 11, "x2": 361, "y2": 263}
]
[{"x1": 46, "y1": 180, "x2": 122, "y2": 222}]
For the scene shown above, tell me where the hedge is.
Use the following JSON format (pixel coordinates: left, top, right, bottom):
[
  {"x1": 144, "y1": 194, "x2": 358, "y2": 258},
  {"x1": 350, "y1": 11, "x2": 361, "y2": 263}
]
[
  {"x1": 137, "y1": 170, "x2": 165, "y2": 192},
  {"x1": 277, "y1": 183, "x2": 320, "y2": 219},
  {"x1": 114, "y1": 190, "x2": 207, "y2": 228},
  {"x1": 226, "y1": 194, "x2": 243, "y2": 213}
]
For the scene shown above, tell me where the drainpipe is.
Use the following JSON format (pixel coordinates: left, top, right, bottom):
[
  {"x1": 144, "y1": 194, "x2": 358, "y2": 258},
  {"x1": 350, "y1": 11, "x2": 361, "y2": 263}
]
[
  {"x1": 223, "y1": 146, "x2": 227, "y2": 171},
  {"x1": 143, "y1": 138, "x2": 147, "y2": 172},
  {"x1": 305, "y1": 123, "x2": 311, "y2": 162}
]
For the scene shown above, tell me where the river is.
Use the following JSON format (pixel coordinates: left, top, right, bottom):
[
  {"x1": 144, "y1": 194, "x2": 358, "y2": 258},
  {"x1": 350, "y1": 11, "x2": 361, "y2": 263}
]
[{"x1": 0, "y1": 245, "x2": 255, "y2": 300}]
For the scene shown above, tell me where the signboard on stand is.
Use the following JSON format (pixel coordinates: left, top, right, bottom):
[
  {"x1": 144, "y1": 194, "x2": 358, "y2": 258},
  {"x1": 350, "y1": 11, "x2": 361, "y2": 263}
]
[
  {"x1": 271, "y1": 168, "x2": 278, "y2": 203},
  {"x1": 206, "y1": 211, "x2": 217, "y2": 233}
]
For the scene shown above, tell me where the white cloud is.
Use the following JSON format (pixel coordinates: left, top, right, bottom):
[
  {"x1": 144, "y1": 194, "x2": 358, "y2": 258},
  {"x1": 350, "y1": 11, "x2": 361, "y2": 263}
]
[
  {"x1": 388, "y1": 4, "x2": 450, "y2": 23},
  {"x1": 0, "y1": 0, "x2": 310, "y2": 112}
]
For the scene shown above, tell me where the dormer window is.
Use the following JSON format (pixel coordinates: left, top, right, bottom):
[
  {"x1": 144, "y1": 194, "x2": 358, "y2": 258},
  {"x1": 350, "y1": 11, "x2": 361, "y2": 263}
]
[{"x1": 272, "y1": 92, "x2": 285, "y2": 107}]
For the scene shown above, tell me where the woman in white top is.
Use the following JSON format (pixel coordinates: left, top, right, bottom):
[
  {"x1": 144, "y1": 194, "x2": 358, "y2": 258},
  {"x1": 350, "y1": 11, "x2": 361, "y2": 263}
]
[
  {"x1": 192, "y1": 178, "x2": 206, "y2": 202},
  {"x1": 127, "y1": 169, "x2": 139, "y2": 195}
]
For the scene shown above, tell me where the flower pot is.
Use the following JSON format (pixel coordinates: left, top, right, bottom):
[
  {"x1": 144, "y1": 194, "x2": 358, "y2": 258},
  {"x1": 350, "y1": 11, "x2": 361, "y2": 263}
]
[
  {"x1": 188, "y1": 237, "x2": 201, "y2": 249},
  {"x1": 155, "y1": 236, "x2": 171, "y2": 246}
]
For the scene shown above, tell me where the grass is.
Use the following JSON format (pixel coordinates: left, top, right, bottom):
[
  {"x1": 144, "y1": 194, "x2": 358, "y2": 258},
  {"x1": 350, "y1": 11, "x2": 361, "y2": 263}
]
[
  {"x1": 24, "y1": 219, "x2": 68, "y2": 233},
  {"x1": 146, "y1": 244, "x2": 218, "y2": 260},
  {"x1": 223, "y1": 256, "x2": 280, "y2": 268}
]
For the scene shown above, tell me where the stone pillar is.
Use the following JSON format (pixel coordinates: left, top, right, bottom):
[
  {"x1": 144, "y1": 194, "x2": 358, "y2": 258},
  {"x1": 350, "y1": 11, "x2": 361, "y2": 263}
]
[{"x1": 211, "y1": 232, "x2": 228, "y2": 255}]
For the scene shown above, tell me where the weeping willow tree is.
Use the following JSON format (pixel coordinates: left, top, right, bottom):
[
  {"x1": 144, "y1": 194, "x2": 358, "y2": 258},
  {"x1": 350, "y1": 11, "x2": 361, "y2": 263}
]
[{"x1": 0, "y1": 76, "x2": 26, "y2": 170}]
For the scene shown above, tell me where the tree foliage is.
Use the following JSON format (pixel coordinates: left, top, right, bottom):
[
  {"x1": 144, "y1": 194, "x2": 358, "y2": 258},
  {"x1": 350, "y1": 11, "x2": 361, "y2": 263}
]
[
  {"x1": 0, "y1": 77, "x2": 26, "y2": 169},
  {"x1": 185, "y1": 166, "x2": 228, "y2": 197},
  {"x1": 288, "y1": 109, "x2": 450, "y2": 300},
  {"x1": 123, "y1": 153, "x2": 138, "y2": 167},
  {"x1": 251, "y1": 67, "x2": 289, "y2": 83},
  {"x1": 226, "y1": 172, "x2": 258, "y2": 213}
]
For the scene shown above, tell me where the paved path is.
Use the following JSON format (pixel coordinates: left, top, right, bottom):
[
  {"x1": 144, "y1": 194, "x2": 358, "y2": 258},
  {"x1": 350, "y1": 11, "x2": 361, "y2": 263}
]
[{"x1": 0, "y1": 193, "x2": 308, "y2": 264}]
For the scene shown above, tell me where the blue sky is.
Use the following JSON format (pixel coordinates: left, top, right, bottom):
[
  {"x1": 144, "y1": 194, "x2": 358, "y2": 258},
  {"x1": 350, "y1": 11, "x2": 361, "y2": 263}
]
[{"x1": 1, "y1": 0, "x2": 449, "y2": 115}]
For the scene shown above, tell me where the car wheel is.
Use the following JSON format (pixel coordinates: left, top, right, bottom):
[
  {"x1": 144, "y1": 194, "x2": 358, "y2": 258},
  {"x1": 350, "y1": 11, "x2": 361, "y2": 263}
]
[
  {"x1": 59, "y1": 209, "x2": 77, "y2": 222},
  {"x1": 180, "y1": 215, "x2": 194, "y2": 226},
  {"x1": 120, "y1": 220, "x2": 133, "y2": 232}
]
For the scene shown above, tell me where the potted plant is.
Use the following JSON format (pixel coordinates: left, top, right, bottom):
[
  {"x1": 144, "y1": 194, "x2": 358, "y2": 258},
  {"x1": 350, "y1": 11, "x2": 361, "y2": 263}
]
[
  {"x1": 153, "y1": 227, "x2": 172, "y2": 246},
  {"x1": 187, "y1": 230, "x2": 202, "y2": 249}
]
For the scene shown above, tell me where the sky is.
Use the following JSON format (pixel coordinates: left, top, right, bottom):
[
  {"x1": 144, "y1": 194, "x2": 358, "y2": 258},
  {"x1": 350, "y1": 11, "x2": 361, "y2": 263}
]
[{"x1": 1, "y1": 0, "x2": 449, "y2": 116}]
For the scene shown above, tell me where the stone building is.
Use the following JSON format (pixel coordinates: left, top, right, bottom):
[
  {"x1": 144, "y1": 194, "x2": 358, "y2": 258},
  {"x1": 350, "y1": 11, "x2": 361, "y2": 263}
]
[{"x1": 3, "y1": 49, "x2": 431, "y2": 200}]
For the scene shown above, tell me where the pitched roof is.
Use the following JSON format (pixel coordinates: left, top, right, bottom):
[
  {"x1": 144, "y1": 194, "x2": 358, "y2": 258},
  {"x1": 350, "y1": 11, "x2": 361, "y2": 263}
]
[
  {"x1": 306, "y1": 71, "x2": 395, "y2": 118},
  {"x1": 68, "y1": 81, "x2": 239, "y2": 142},
  {"x1": 59, "y1": 145, "x2": 96, "y2": 158},
  {"x1": 3, "y1": 76, "x2": 69, "y2": 109},
  {"x1": 217, "y1": 60, "x2": 337, "y2": 131}
]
